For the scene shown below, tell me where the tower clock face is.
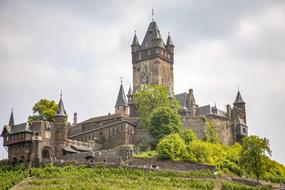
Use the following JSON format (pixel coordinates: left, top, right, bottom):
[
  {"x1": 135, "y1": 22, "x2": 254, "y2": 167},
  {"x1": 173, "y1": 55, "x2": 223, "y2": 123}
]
[{"x1": 140, "y1": 62, "x2": 148, "y2": 84}]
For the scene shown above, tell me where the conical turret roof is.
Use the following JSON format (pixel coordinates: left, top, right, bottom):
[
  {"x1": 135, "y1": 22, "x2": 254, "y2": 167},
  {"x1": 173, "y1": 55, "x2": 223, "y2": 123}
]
[
  {"x1": 56, "y1": 92, "x2": 67, "y2": 116},
  {"x1": 234, "y1": 91, "x2": 245, "y2": 104},
  {"x1": 127, "y1": 85, "x2": 133, "y2": 96},
  {"x1": 141, "y1": 21, "x2": 165, "y2": 49},
  {"x1": 166, "y1": 33, "x2": 174, "y2": 46},
  {"x1": 115, "y1": 84, "x2": 127, "y2": 107},
  {"x1": 132, "y1": 32, "x2": 139, "y2": 46},
  {"x1": 9, "y1": 109, "x2": 14, "y2": 126}
]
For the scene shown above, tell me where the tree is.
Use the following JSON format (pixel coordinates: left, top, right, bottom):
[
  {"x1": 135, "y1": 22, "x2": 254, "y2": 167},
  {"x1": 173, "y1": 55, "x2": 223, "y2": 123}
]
[
  {"x1": 240, "y1": 135, "x2": 272, "y2": 182},
  {"x1": 134, "y1": 84, "x2": 181, "y2": 128},
  {"x1": 149, "y1": 106, "x2": 183, "y2": 144},
  {"x1": 156, "y1": 133, "x2": 186, "y2": 160},
  {"x1": 182, "y1": 129, "x2": 197, "y2": 145},
  {"x1": 28, "y1": 99, "x2": 58, "y2": 122},
  {"x1": 202, "y1": 116, "x2": 219, "y2": 144}
]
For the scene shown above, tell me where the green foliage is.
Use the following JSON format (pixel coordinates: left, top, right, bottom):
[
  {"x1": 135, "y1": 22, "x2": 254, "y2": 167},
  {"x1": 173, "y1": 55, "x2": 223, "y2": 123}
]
[
  {"x1": 134, "y1": 84, "x2": 181, "y2": 129},
  {"x1": 0, "y1": 164, "x2": 27, "y2": 190},
  {"x1": 149, "y1": 106, "x2": 183, "y2": 144},
  {"x1": 182, "y1": 129, "x2": 197, "y2": 145},
  {"x1": 240, "y1": 136, "x2": 271, "y2": 182},
  {"x1": 156, "y1": 133, "x2": 186, "y2": 160},
  {"x1": 221, "y1": 181, "x2": 269, "y2": 190},
  {"x1": 133, "y1": 150, "x2": 158, "y2": 158},
  {"x1": 28, "y1": 99, "x2": 58, "y2": 122},
  {"x1": 27, "y1": 165, "x2": 215, "y2": 190},
  {"x1": 202, "y1": 116, "x2": 219, "y2": 144}
]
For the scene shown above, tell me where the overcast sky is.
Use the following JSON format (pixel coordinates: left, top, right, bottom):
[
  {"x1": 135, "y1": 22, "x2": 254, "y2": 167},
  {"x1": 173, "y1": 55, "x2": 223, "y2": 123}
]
[{"x1": 0, "y1": 0, "x2": 284, "y2": 164}]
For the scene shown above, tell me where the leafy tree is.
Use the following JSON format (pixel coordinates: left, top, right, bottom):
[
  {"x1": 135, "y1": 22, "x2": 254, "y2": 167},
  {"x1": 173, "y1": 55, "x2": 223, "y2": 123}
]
[
  {"x1": 184, "y1": 140, "x2": 212, "y2": 163},
  {"x1": 156, "y1": 133, "x2": 186, "y2": 160},
  {"x1": 28, "y1": 99, "x2": 58, "y2": 122},
  {"x1": 202, "y1": 116, "x2": 219, "y2": 144},
  {"x1": 134, "y1": 84, "x2": 181, "y2": 128},
  {"x1": 149, "y1": 106, "x2": 183, "y2": 144},
  {"x1": 240, "y1": 135, "x2": 272, "y2": 182},
  {"x1": 182, "y1": 129, "x2": 197, "y2": 145}
]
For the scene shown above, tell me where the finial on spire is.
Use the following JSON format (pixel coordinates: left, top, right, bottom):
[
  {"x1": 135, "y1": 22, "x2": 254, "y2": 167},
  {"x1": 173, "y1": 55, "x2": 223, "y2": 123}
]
[
  {"x1": 120, "y1": 77, "x2": 123, "y2": 85},
  {"x1": 152, "y1": 7, "x2": 154, "y2": 21},
  {"x1": 60, "y1": 90, "x2": 62, "y2": 98},
  {"x1": 238, "y1": 84, "x2": 240, "y2": 91}
]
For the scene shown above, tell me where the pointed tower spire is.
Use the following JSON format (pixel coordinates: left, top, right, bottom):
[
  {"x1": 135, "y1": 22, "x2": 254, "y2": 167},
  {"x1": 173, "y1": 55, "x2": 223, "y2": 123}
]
[
  {"x1": 132, "y1": 31, "x2": 139, "y2": 45},
  {"x1": 56, "y1": 91, "x2": 67, "y2": 116},
  {"x1": 166, "y1": 32, "x2": 174, "y2": 46},
  {"x1": 9, "y1": 108, "x2": 15, "y2": 126},
  {"x1": 127, "y1": 85, "x2": 133, "y2": 96},
  {"x1": 115, "y1": 82, "x2": 127, "y2": 107},
  {"x1": 234, "y1": 91, "x2": 245, "y2": 104}
]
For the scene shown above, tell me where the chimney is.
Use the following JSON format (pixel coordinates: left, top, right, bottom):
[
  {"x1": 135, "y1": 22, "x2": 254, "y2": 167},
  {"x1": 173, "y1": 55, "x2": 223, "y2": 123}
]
[
  {"x1": 226, "y1": 104, "x2": 232, "y2": 120},
  {"x1": 73, "y1": 112, "x2": 77, "y2": 125}
]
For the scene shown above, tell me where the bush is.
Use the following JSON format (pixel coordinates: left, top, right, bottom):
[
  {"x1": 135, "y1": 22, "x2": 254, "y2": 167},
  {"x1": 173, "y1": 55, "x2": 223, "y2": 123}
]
[
  {"x1": 221, "y1": 181, "x2": 268, "y2": 190},
  {"x1": 156, "y1": 133, "x2": 186, "y2": 160}
]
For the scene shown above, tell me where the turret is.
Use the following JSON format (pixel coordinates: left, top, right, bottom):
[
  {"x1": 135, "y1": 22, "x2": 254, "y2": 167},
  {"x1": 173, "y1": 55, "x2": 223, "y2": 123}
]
[
  {"x1": 127, "y1": 85, "x2": 133, "y2": 103},
  {"x1": 54, "y1": 92, "x2": 68, "y2": 159},
  {"x1": 131, "y1": 31, "x2": 140, "y2": 52},
  {"x1": 232, "y1": 90, "x2": 246, "y2": 124},
  {"x1": 115, "y1": 81, "x2": 128, "y2": 115},
  {"x1": 166, "y1": 32, "x2": 174, "y2": 54}
]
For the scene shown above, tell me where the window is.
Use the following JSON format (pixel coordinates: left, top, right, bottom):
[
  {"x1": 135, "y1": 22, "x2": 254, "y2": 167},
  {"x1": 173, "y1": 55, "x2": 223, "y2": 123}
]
[{"x1": 242, "y1": 127, "x2": 247, "y2": 134}]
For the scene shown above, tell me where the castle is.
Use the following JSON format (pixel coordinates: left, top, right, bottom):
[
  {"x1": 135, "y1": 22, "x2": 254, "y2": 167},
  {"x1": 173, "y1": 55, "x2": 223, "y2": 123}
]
[{"x1": 1, "y1": 18, "x2": 248, "y2": 164}]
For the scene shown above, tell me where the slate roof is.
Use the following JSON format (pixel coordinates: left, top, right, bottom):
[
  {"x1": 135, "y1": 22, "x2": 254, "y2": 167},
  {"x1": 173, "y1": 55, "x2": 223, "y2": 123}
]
[
  {"x1": 79, "y1": 113, "x2": 124, "y2": 125},
  {"x1": 9, "y1": 110, "x2": 14, "y2": 126},
  {"x1": 9, "y1": 122, "x2": 32, "y2": 134},
  {"x1": 166, "y1": 33, "x2": 174, "y2": 46},
  {"x1": 234, "y1": 91, "x2": 245, "y2": 104},
  {"x1": 127, "y1": 86, "x2": 133, "y2": 96},
  {"x1": 132, "y1": 33, "x2": 139, "y2": 45},
  {"x1": 57, "y1": 94, "x2": 67, "y2": 116},
  {"x1": 196, "y1": 105, "x2": 212, "y2": 116},
  {"x1": 175, "y1": 93, "x2": 187, "y2": 108},
  {"x1": 141, "y1": 21, "x2": 165, "y2": 49},
  {"x1": 196, "y1": 105, "x2": 228, "y2": 118},
  {"x1": 115, "y1": 84, "x2": 127, "y2": 107}
]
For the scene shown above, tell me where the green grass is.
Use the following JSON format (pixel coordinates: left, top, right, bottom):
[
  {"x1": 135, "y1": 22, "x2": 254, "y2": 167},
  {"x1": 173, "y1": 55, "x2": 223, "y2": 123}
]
[
  {"x1": 133, "y1": 150, "x2": 158, "y2": 158},
  {"x1": 221, "y1": 181, "x2": 269, "y2": 190},
  {"x1": 25, "y1": 165, "x2": 214, "y2": 190},
  {"x1": 0, "y1": 164, "x2": 27, "y2": 190}
]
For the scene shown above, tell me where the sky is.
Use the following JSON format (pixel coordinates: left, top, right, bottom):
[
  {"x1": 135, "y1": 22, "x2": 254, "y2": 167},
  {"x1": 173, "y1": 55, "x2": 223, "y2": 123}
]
[{"x1": 0, "y1": 0, "x2": 284, "y2": 164}]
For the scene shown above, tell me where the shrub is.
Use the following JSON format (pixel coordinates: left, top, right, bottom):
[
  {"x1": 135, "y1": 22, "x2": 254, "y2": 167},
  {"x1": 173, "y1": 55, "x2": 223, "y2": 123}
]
[{"x1": 156, "y1": 133, "x2": 186, "y2": 160}]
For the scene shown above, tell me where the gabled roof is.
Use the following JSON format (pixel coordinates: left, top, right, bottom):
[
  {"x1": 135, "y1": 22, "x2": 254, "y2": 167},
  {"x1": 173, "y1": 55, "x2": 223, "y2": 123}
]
[
  {"x1": 9, "y1": 122, "x2": 32, "y2": 134},
  {"x1": 141, "y1": 21, "x2": 165, "y2": 49},
  {"x1": 115, "y1": 84, "x2": 127, "y2": 107},
  {"x1": 175, "y1": 93, "x2": 187, "y2": 108},
  {"x1": 234, "y1": 91, "x2": 245, "y2": 104}
]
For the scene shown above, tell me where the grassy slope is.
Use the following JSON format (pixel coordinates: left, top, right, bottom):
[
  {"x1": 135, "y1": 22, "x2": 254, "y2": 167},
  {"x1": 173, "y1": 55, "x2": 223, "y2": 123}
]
[{"x1": 4, "y1": 165, "x2": 271, "y2": 190}]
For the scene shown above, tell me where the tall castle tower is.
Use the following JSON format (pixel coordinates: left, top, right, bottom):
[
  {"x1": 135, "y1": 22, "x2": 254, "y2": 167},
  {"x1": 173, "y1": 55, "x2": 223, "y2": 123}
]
[
  {"x1": 131, "y1": 19, "x2": 174, "y2": 95},
  {"x1": 54, "y1": 93, "x2": 68, "y2": 159}
]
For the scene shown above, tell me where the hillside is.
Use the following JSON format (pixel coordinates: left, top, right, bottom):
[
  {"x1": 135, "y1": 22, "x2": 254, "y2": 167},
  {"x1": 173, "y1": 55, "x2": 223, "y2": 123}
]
[{"x1": 1, "y1": 164, "x2": 278, "y2": 190}]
